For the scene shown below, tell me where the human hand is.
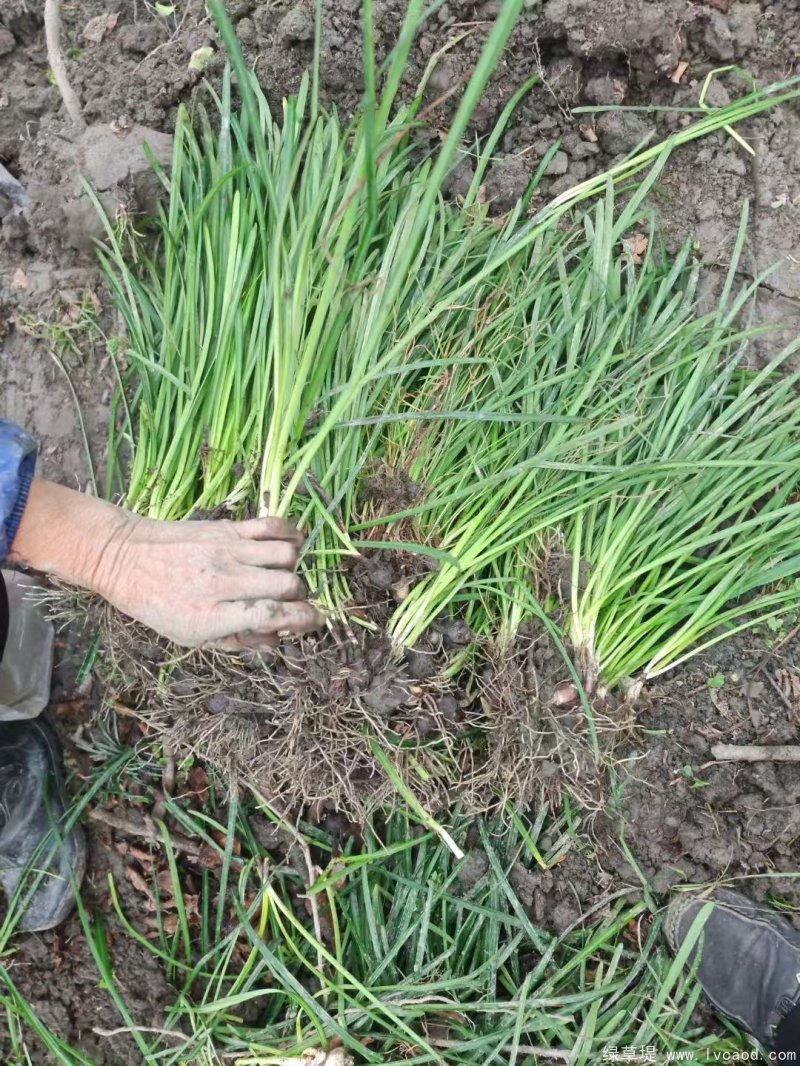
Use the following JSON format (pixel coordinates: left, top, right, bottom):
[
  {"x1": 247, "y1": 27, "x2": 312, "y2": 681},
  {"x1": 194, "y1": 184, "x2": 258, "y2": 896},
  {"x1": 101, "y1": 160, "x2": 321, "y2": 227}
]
[
  {"x1": 91, "y1": 512, "x2": 324, "y2": 650},
  {"x1": 9, "y1": 480, "x2": 324, "y2": 651}
]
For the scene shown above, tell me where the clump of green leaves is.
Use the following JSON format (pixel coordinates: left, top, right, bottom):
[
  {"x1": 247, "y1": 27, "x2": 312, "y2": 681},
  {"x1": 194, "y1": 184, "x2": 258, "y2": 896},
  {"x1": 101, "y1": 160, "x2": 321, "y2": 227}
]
[
  {"x1": 381, "y1": 198, "x2": 800, "y2": 691},
  {"x1": 95, "y1": 0, "x2": 800, "y2": 689},
  {"x1": 558, "y1": 206, "x2": 800, "y2": 690}
]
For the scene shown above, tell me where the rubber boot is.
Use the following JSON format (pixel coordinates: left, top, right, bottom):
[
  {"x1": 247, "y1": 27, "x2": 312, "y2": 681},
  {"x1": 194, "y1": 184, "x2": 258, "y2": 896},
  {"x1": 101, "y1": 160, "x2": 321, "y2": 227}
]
[
  {"x1": 0, "y1": 719, "x2": 86, "y2": 932},
  {"x1": 666, "y1": 887, "x2": 800, "y2": 1052}
]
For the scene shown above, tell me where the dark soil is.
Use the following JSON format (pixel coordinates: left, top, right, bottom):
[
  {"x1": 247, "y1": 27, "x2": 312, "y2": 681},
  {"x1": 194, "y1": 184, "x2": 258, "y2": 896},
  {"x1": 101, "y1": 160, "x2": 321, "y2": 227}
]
[
  {"x1": 587, "y1": 626, "x2": 800, "y2": 917},
  {"x1": 1, "y1": 0, "x2": 800, "y2": 1056},
  {"x1": 2, "y1": 823, "x2": 177, "y2": 1065}
]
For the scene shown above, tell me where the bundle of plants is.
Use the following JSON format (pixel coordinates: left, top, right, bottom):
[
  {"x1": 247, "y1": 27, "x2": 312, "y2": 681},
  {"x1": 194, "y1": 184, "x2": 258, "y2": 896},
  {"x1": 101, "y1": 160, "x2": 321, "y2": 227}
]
[
  {"x1": 382, "y1": 202, "x2": 800, "y2": 700},
  {"x1": 84, "y1": 0, "x2": 800, "y2": 809},
  {"x1": 561, "y1": 215, "x2": 800, "y2": 695}
]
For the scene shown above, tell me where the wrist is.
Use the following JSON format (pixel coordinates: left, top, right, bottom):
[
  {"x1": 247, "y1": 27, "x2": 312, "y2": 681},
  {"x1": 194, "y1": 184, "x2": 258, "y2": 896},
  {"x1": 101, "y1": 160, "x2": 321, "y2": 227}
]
[{"x1": 8, "y1": 479, "x2": 138, "y2": 595}]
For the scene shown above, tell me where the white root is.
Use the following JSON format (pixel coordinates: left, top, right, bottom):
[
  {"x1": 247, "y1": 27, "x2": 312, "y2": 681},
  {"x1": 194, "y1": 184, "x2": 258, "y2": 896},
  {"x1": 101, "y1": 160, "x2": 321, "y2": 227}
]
[
  {"x1": 711, "y1": 743, "x2": 800, "y2": 763},
  {"x1": 44, "y1": 0, "x2": 86, "y2": 130}
]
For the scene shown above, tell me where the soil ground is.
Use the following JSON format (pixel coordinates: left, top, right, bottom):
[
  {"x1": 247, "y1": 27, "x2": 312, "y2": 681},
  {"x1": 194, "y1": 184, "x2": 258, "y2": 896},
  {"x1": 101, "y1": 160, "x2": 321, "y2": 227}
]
[{"x1": 1, "y1": 0, "x2": 800, "y2": 1058}]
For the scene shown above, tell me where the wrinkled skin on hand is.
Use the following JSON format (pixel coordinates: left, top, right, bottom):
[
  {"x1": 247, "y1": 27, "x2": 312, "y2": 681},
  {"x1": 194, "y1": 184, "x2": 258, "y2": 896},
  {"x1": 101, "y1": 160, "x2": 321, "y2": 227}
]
[
  {"x1": 9, "y1": 479, "x2": 324, "y2": 651},
  {"x1": 92, "y1": 513, "x2": 324, "y2": 651}
]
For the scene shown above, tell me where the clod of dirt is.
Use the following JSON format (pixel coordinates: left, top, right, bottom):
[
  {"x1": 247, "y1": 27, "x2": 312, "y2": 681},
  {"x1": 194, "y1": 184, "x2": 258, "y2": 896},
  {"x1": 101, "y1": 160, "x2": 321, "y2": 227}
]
[
  {"x1": 235, "y1": 16, "x2": 258, "y2": 45},
  {"x1": 562, "y1": 130, "x2": 599, "y2": 160},
  {"x1": 361, "y1": 672, "x2": 410, "y2": 713},
  {"x1": 366, "y1": 563, "x2": 395, "y2": 590},
  {"x1": 77, "y1": 123, "x2": 172, "y2": 195},
  {"x1": 551, "y1": 896, "x2": 581, "y2": 932},
  {"x1": 458, "y1": 849, "x2": 490, "y2": 889},
  {"x1": 703, "y1": 79, "x2": 730, "y2": 109},
  {"x1": 485, "y1": 153, "x2": 531, "y2": 211},
  {"x1": 544, "y1": 0, "x2": 683, "y2": 69},
  {"x1": 25, "y1": 120, "x2": 173, "y2": 253},
  {"x1": 116, "y1": 21, "x2": 162, "y2": 56},
  {"x1": 438, "y1": 618, "x2": 473, "y2": 646},
  {"x1": 584, "y1": 74, "x2": 627, "y2": 105},
  {"x1": 545, "y1": 150, "x2": 569, "y2": 176},
  {"x1": 545, "y1": 56, "x2": 583, "y2": 104},
  {"x1": 279, "y1": 6, "x2": 315, "y2": 43},
  {"x1": 445, "y1": 153, "x2": 475, "y2": 201},
  {"x1": 508, "y1": 862, "x2": 539, "y2": 907},
  {"x1": 728, "y1": 4, "x2": 759, "y2": 55},
  {"x1": 596, "y1": 111, "x2": 652, "y2": 155},
  {"x1": 405, "y1": 648, "x2": 438, "y2": 680},
  {"x1": 702, "y1": 11, "x2": 735, "y2": 61}
]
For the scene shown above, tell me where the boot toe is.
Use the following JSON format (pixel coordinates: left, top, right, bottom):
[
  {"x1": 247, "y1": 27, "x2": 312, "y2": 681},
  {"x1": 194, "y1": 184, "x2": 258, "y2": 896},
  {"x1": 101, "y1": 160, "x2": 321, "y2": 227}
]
[{"x1": 0, "y1": 720, "x2": 87, "y2": 933}]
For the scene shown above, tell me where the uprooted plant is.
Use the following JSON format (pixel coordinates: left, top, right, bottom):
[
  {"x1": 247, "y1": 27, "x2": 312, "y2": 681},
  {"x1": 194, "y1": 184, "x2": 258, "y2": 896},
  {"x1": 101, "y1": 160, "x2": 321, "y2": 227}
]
[{"x1": 84, "y1": 0, "x2": 800, "y2": 804}]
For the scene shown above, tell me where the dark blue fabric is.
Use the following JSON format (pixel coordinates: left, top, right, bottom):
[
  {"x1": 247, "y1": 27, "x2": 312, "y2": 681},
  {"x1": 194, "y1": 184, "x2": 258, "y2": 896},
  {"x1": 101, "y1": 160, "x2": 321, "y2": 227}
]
[{"x1": 0, "y1": 419, "x2": 37, "y2": 562}]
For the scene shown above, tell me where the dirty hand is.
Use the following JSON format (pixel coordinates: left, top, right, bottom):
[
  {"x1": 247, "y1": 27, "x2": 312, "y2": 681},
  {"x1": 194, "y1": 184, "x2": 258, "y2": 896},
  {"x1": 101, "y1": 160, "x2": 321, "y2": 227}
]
[
  {"x1": 92, "y1": 512, "x2": 324, "y2": 650},
  {"x1": 10, "y1": 479, "x2": 324, "y2": 651}
]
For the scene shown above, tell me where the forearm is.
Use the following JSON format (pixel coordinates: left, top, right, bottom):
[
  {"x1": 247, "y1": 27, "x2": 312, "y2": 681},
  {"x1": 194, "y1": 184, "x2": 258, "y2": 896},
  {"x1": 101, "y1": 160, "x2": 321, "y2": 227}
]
[{"x1": 7, "y1": 478, "x2": 131, "y2": 594}]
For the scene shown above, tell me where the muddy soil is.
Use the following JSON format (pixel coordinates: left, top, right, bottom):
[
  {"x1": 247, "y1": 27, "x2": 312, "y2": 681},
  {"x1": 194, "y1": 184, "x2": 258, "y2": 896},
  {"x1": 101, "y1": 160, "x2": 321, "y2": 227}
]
[{"x1": 1, "y1": 0, "x2": 800, "y2": 1056}]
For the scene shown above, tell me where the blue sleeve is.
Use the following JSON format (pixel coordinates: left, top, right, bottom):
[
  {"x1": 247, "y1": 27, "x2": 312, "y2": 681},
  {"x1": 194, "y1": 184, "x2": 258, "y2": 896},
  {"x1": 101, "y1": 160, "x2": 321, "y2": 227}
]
[{"x1": 0, "y1": 419, "x2": 37, "y2": 561}]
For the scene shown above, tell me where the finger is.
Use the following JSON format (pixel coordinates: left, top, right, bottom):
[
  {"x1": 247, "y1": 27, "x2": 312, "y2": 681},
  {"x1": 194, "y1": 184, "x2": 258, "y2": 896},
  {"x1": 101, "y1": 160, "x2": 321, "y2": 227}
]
[
  {"x1": 221, "y1": 569, "x2": 307, "y2": 603},
  {"x1": 232, "y1": 540, "x2": 299, "y2": 570},
  {"x1": 211, "y1": 599, "x2": 324, "y2": 638},
  {"x1": 235, "y1": 517, "x2": 303, "y2": 544},
  {"x1": 211, "y1": 632, "x2": 280, "y2": 652}
]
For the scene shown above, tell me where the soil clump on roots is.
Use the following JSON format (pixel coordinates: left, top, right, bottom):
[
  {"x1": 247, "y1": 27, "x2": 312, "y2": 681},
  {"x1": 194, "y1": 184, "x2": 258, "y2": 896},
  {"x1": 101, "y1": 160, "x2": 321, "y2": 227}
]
[
  {"x1": 70, "y1": 568, "x2": 599, "y2": 816},
  {"x1": 62, "y1": 581, "x2": 800, "y2": 922}
]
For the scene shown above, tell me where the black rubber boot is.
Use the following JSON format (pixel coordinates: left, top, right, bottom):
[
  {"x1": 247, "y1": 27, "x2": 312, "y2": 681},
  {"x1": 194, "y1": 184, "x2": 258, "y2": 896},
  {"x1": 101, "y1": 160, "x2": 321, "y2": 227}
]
[
  {"x1": 666, "y1": 887, "x2": 800, "y2": 1051},
  {"x1": 0, "y1": 719, "x2": 86, "y2": 932}
]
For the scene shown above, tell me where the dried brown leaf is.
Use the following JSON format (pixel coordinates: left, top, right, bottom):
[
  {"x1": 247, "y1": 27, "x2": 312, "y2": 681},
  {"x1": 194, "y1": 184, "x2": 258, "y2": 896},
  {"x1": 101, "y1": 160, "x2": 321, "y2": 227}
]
[
  {"x1": 160, "y1": 912, "x2": 179, "y2": 935},
  {"x1": 128, "y1": 845, "x2": 155, "y2": 865},
  {"x1": 709, "y1": 688, "x2": 733, "y2": 718},
  {"x1": 83, "y1": 12, "x2": 119, "y2": 44},
  {"x1": 125, "y1": 864, "x2": 156, "y2": 909},
  {"x1": 623, "y1": 232, "x2": 649, "y2": 264},
  {"x1": 197, "y1": 842, "x2": 223, "y2": 868},
  {"x1": 156, "y1": 868, "x2": 176, "y2": 895},
  {"x1": 183, "y1": 763, "x2": 210, "y2": 803},
  {"x1": 51, "y1": 698, "x2": 87, "y2": 719}
]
